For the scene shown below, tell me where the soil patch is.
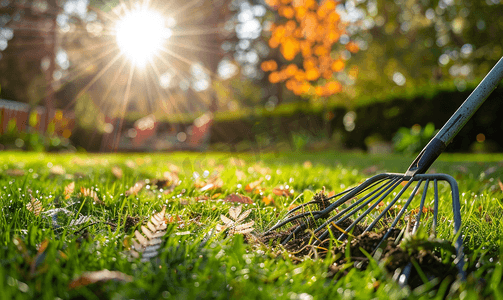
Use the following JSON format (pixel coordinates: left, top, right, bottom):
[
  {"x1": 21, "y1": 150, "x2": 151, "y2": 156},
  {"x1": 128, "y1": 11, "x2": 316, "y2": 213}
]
[{"x1": 258, "y1": 190, "x2": 458, "y2": 288}]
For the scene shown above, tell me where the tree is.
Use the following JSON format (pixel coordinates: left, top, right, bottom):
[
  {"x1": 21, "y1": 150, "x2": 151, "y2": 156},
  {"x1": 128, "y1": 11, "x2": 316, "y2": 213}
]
[{"x1": 261, "y1": 0, "x2": 359, "y2": 98}]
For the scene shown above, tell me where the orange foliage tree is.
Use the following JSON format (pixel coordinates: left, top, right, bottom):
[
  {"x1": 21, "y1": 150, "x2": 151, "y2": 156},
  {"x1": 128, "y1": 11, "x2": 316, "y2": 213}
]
[{"x1": 261, "y1": 0, "x2": 359, "y2": 97}]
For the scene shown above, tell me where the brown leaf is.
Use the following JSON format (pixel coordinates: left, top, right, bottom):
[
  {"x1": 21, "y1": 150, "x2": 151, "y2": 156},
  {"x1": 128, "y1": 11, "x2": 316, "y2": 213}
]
[
  {"x1": 224, "y1": 194, "x2": 253, "y2": 204},
  {"x1": 64, "y1": 182, "x2": 75, "y2": 199},
  {"x1": 235, "y1": 170, "x2": 246, "y2": 181},
  {"x1": 131, "y1": 207, "x2": 167, "y2": 260},
  {"x1": 68, "y1": 269, "x2": 132, "y2": 289},
  {"x1": 199, "y1": 176, "x2": 224, "y2": 192},
  {"x1": 229, "y1": 205, "x2": 242, "y2": 220},
  {"x1": 80, "y1": 187, "x2": 105, "y2": 205},
  {"x1": 5, "y1": 169, "x2": 25, "y2": 176},
  {"x1": 498, "y1": 179, "x2": 503, "y2": 193},
  {"x1": 50, "y1": 165, "x2": 65, "y2": 175},
  {"x1": 251, "y1": 164, "x2": 270, "y2": 175},
  {"x1": 26, "y1": 198, "x2": 43, "y2": 216},
  {"x1": 168, "y1": 163, "x2": 181, "y2": 174},
  {"x1": 272, "y1": 186, "x2": 292, "y2": 197},
  {"x1": 245, "y1": 179, "x2": 263, "y2": 193},
  {"x1": 111, "y1": 166, "x2": 123, "y2": 179},
  {"x1": 362, "y1": 165, "x2": 378, "y2": 175},
  {"x1": 230, "y1": 158, "x2": 246, "y2": 167},
  {"x1": 262, "y1": 195, "x2": 274, "y2": 206},
  {"x1": 125, "y1": 181, "x2": 145, "y2": 196}
]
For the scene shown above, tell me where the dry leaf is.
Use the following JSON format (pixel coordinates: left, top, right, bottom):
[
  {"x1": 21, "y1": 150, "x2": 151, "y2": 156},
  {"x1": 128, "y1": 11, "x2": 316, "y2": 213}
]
[
  {"x1": 245, "y1": 179, "x2": 263, "y2": 193},
  {"x1": 217, "y1": 205, "x2": 254, "y2": 235},
  {"x1": 50, "y1": 165, "x2": 65, "y2": 175},
  {"x1": 80, "y1": 187, "x2": 105, "y2": 205},
  {"x1": 235, "y1": 170, "x2": 246, "y2": 181},
  {"x1": 112, "y1": 166, "x2": 123, "y2": 179},
  {"x1": 5, "y1": 169, "x2": 25, "y2": 176},
  {"x1": 498, "y1": 179, "x2": 503, "y2": 193},
  {"x1": 26, "y1": 198, "x2": 43, "y2": 216},
  {"x1": 224, "y1": 194, "x2": 253, "y2": 204},
  {"x1": 64, "y1": 182, "x2": 75, "y2": 199},
  {"x1": 131, "y1": 206, "x2": 167, "y2": 261},
  {"x1": 251, "y1": 164, "x2": 270, "y2": 175},
  {"x1": 303, "y1": 160, "x2": 313, "y2": 169},
  {"x1": 262, "y1": 195, "x2": 274, "y2": 206},
  {"x1": 68, "y1": 269, "x2": 132, "y2": 289},
  {"x1": 125, "y1": 181, "x2": 145, "y2": 196},
  {"x1": 362, "y1": 165, "x2": 379, "y2": 175},
  {"x1": 272, "y1": 186, "x2": 292, "y2": 197},
  {"x1": 230, "y1": 158, "x2": 246, "y2": 167},
  {"x1": 198, "y1": 176, "x2": 224, "y2": 192},
  {"x1": 168, "y1": 163, "x2": 181, "y2": 174}
]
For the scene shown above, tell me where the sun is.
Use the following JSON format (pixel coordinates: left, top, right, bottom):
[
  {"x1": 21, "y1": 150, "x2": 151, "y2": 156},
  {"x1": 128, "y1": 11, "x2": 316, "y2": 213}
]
[{"x1": 115, "y1": 8, "x2": 172, "y2": 68}]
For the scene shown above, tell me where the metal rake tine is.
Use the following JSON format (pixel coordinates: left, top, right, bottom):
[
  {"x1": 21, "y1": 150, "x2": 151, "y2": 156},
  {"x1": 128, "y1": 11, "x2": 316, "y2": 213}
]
[
  {"x1": 334, "y1": 178, "x2": 411, "y2": 241},
  {"x1": 412, "y1": 179, "x2": 430, "y2": 234},
  {"x1": 280, "y1": 175, "x2": 397, "y2": 244},
  {"x1": 432, "y1": 179, "x2": 439, "y2": 236},
  {"x1": 267, "y1": 210, "x2": 323, "y2": 233},
  {"x1": 313, "y1": 176, "x2": 402, "y2": 240},
  {"x1": 364, "y1": 179, "x2": 417, "y2": 233},
  {"x1": 368, "y1": 180, "x2": 424, "y2": 251}
]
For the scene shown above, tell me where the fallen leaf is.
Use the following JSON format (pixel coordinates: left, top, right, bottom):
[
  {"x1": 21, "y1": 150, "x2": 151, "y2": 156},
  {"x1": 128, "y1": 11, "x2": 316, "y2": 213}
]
[
  {"x1": 198, "y1": 176, "x2": 224, "y2": 192},
  {"x1": 5, "y1": 169, "x2": 25, "y2": 176},
  {"x1": 68, "y1": 269, "x2": 133, "y2": 289},
  {"x1": 168, "y1": 163, "x2": 181, "y2": 174},
  {"x1": 50, "y1": 165, "x2": 65, "y2": 175},
  {"x1": 80, "y1": 187, "x2": 105, "y2": 205},
  {"x1": 125, "y1": 160, "x2": 136, "y2": 168},
  {"x1": 230, "y1": 158, "x2": 246, "y2": 167},
  {"x1": 111, "y1": 166, "x2": 123, "y2": 179},
  {"x1": 250, "y1": 164, "x2": 270, "y2": 175},
  {"x1": 235, "y1": 170, "x2": 246, "y2": 181},
  {"x1": 125, "y1": 181, "x2": 145, "y2": 196},
  {"x1": 262, "y1": 195, "x2": 274, "y2": 206},
  {"x1": 26, "y1": 198, "x2": 43, "y2": 216},
  {"x1": 217, "y1": 205, "x2": 254, "y2": 235},
  {"x1": 131, "y1": 206, "x2": 167, "y2": 261},
  {"x1": 272, "y1": 186, "x2": 292, "y2": 197},
  {"x1": 64, "y1": 182, "x2": 75, "y2": 199},
  {"x1": 362, "y1": 165, "x2": 379, "y2": 175},
  {"x1": 224, "y1": 194, "x2": 253, "y2": 204},
  {"x1": 245, "y1": 179, "x2": 263, "y2": 193},
  {"x1": 303, "y1": 161, "x2": 313, "y2": 169}
]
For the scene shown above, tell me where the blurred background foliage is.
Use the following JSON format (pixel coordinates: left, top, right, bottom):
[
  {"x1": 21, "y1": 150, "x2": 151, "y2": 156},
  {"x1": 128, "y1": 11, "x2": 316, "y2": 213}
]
[{"x1": 0, "y1": 0, "x2": 502, "y2": 152}]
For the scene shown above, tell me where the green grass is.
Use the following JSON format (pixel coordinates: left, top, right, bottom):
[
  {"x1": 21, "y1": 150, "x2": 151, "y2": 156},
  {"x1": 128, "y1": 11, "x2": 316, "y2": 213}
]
[{"x1": 1, "y1": 150, "x2": 502, "y2": 299}]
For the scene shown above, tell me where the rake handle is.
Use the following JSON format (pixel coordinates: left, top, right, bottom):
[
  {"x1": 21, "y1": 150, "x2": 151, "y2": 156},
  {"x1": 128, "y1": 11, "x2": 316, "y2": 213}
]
[{"x1": 406, "y1": 57, "x2": 503, "y2": 177}]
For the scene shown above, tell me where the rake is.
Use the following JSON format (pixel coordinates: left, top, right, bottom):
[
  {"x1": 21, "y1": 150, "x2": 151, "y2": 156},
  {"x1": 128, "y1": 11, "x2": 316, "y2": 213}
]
[{"x1": 266, "y1": 57, "x2": 503, "y2": 281}]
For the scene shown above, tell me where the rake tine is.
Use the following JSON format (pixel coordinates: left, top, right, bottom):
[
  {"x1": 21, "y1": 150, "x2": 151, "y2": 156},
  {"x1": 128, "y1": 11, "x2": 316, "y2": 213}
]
[
  {"x1": 266, "y1": 176, "x2": 393, "y2": 234},
  {"x1": 313, "y1": 177, "x2": 404, "y2": 244},
  {"x1": 432, "y1": 179, "x2": 439, "y2": 236},
  {"x1": 364, "y1": 179, "x2": 415, "y2": 233},
  {"x1": 412, "y1": 179, "x2": 430, "y2": 234},
  {"x1": 279, "y1": 175, "x2": 397, "y2": 244},
  {"x1": 371, "y1": 180, "x2": 424, "y2": 250}
]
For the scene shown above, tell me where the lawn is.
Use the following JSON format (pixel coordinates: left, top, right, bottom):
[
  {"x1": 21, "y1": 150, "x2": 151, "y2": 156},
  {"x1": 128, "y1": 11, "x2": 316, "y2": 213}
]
[{"x1": 1, "y1": 150, "x2": 502, "y2": 299}]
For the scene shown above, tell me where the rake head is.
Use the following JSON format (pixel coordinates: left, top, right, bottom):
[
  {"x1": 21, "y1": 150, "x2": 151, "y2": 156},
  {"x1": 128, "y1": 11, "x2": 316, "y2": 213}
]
[{"x1": 265, "y1": 172, "x2": 465, "y2": 282}]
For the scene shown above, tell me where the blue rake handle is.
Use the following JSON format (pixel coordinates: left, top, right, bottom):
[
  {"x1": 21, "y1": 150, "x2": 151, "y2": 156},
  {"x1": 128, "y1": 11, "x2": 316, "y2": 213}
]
[{"x1": 406, "y1": 57, "x2": 503, "y2": 177}]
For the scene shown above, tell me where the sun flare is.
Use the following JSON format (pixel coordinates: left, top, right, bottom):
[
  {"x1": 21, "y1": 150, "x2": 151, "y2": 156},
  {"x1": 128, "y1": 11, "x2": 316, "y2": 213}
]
[{"x1": 115, "y1": 8, "x2": 172, "y2": 68}]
